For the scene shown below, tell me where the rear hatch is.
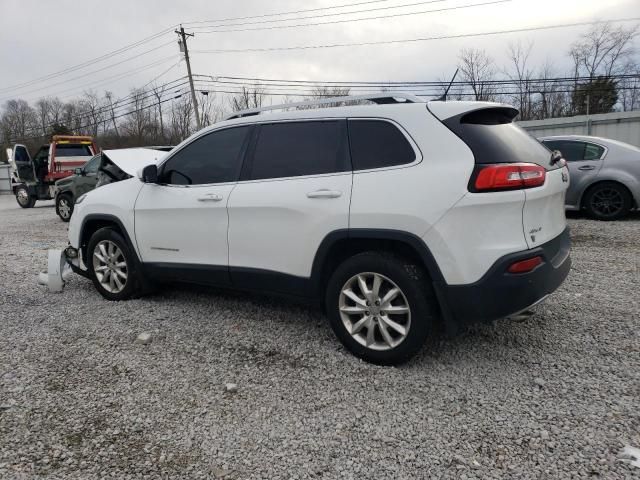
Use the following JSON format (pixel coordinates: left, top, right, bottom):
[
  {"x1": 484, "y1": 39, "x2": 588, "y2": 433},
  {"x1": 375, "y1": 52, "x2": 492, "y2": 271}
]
[{"x1": 429, "y1": 102, "x2": 569, "y2": 249}]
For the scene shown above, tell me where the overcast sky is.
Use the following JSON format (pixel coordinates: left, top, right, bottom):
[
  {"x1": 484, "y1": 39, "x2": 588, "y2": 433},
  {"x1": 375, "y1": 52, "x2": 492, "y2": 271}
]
[{"x1": 0, "y1": 0, "x2": 638, "y2": 105}]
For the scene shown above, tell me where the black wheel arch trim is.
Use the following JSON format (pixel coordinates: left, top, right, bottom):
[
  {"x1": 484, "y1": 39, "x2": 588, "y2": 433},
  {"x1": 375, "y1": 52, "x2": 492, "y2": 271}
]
[{"x1": 79, "y1": 214, "x2": 140, "y2": 263}]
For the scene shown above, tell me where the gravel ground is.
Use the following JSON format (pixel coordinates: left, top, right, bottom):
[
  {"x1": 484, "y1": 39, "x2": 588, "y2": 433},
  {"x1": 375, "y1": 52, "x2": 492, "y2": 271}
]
[{"x1": 0, "y1": 193, "x2": 639, "y2": 479}]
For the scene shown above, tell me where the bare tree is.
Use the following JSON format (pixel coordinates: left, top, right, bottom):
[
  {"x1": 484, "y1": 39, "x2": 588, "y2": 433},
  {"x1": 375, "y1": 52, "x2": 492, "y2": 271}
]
[
  {"x1": 198, "y1": 91, "x2": 225, "y2": 126},
  {"x1": 458, "y1": 48, "x2": 498, "y2": 101},
  {"x1": 122, "y1": 88, "x2": 151, "y2": 144},
  {"x1": 151, "y1": 84, "x2": 167, "y2": 142},
  {"x1": 168, "y1": 95, "x2": 193, "y2": 143},
  {"x1": 533, "y1": 61, "x2": 571, "y2": 119},
  {"x1": 570, "y1": 22, "x2": 638, "y2": 79},
  {"x1": 505, "y1": 40, "x2": 535, "y2": 119},
  {"x1": 104, "y1": 91, "x2": 120, "y2": 138},
  {"x1": 0, "y1": 99, "x2": 38, "y2": 142},
  {"x1": 301, "y1": 86, "x2": 352, "y2": 108},
  {"x1": 229, "y1": 87, "x2": 266, "y2": 112},
  {"x1": 79, "y1": 90, "x2": 104, "y2": 137}
]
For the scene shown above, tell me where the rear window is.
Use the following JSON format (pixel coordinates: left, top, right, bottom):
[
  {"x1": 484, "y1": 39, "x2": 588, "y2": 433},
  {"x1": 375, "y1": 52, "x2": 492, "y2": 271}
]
[
  {"x1": 55, "y1": 144, "x2": 92, "y2": 157},
  {"x1": 348, "y1": 120, "x2": 415, "y2": 170},
  {"x1": 443, "y1": 107, "x2": 556, "y2": 169},
  {"x1": 249, "y1": 121, "x2": 349, "y2": 180}
]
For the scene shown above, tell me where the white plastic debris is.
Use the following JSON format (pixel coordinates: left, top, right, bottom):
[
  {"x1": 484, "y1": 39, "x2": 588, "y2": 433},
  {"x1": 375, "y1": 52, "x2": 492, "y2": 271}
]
[
  {"x1": 619, "y1": 446, "x2": 640, "y2": 468},
  {"x1": 37, "y1": 249, "x2": 72, "y2": 292}
]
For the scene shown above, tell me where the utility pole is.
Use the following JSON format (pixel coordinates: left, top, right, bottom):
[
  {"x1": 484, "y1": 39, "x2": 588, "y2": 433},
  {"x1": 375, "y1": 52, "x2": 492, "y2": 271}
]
[{"x1": 176, "y1": 25, "x2": 201, "y2": 129}]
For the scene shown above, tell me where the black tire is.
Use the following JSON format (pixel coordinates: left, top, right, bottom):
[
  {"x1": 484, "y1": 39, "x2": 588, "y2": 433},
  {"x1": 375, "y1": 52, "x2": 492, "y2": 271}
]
[
  {"x1": 583, "y1": 181, "x2": 632, "y2": 220},
  {"x1": 15, "y1": 186, "x2": 36, "y2": 208},
  {"x1": 325, "y1": 251, "x2": 437, "y2": 365},
  {"x1": 87, "y1": 227, "x2": 141, "y2": 301},
  {"x1": 55, "y1": 194, "x2": 74, "y2": 222}
]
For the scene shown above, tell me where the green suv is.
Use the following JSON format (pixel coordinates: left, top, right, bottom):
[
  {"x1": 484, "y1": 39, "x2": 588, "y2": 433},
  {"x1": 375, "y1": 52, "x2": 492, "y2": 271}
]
[{"x1": 54, "y1": 154, "x2": 101, "y2": 221}]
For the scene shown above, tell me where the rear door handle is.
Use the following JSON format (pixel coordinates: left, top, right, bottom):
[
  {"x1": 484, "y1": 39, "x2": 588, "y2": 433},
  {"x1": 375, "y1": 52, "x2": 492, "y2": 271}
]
[
  {"x1": 578, "y1": 165, "x2": 595, "y2": 171},
  {"x1": 306, "y1": 189, "x2": 342, "y2": 199},
  {"x1": 197, "y1": 193, "x2": 223, "y2": 202}
]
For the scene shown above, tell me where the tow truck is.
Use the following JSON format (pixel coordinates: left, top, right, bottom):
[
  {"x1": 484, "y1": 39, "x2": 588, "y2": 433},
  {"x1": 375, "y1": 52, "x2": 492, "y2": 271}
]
[{"x1": 7, "y1": 135, "x2": 98, "y2": 208}]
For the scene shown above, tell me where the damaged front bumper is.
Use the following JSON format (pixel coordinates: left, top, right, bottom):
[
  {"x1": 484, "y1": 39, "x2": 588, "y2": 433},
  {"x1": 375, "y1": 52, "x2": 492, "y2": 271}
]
[{"x1": 37, "y1": 245, "x2": 90, "y2": 292}]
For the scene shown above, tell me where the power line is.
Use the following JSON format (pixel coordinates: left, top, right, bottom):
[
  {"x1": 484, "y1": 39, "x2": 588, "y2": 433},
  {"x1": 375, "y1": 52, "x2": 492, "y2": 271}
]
[
  {"x1": 0, "y1": 40, "x2": 176, "y2": 101},
  {"x1": 192, "y1": 0, "x2": 511, "y2": 34},
  {"x1": 0, "y1": 29, "x2": 176, "y2": 95},
  {"x1": 191, "y1": 17, "x2": 640, "y2": 53},
  {"x1": 193, "y1": 0, "x2": 509, "y2": 34},
  {"x1": 17, "y1": 56, "x2": 180, "y2": 104},
  {"x1": 193, "y1": 73, "x2": 640, "y2": 89},
  {"x1": 187, "y1": 0, "x2": 446, "y2": 31},
  {"x1": 183, "y1": 0, "x2": 397, "y2": 27}
]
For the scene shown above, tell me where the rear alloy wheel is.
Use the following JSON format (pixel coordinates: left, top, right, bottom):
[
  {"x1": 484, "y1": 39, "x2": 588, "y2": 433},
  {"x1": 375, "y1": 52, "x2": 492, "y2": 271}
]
[
  {"x1": 339, "y1": 272, "x2": 411, "y2": 351},
  {"x1": 15, "y1": 187, "x2": 36, "y2": 208},
  {"x1": 55, "y1": 195, "x2": 73, "y2": 222},
  {"x1": 326, "y1": 251, "x2": 436, "y2": 365},
  {"x1": 584, "y1": 182, "x2": 632, "y2": 220}
]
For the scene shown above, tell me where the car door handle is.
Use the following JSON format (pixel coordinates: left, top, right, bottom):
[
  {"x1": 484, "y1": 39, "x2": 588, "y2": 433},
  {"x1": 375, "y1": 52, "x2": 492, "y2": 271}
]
[
  {"x1": 578, "y1": 165, "x2": 595, "y2": 171},
  {"x1": 197, "y1": 193, "x2": 223, "y2": 202},
  {"x1": 306, "y1": 189, "x2": 342, "y2": 199}
]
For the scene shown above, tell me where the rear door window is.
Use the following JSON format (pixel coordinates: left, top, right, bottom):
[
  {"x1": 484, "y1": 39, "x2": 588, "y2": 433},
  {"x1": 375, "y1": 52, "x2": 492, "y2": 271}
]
[
  {"x1": 348, "y1": 120, "x2": 415, "y2": 170},
  {"x1": 248, "y1": 121, "x2": 349, "y2": 180},
  {"x1": 542, "y1": 140, "x2": 604, "y2": 162}
]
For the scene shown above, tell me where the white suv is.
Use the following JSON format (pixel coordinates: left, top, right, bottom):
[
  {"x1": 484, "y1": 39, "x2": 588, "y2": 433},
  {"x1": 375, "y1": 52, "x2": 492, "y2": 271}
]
[{"x1": 65, "y1": 94, "x2": 571, "y2": 365}]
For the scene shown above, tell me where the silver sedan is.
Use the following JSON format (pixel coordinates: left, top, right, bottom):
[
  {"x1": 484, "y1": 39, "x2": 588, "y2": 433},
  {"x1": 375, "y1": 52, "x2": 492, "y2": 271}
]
[{"x1": 539, "y1": 135, "x2": 640, "y2": 220}]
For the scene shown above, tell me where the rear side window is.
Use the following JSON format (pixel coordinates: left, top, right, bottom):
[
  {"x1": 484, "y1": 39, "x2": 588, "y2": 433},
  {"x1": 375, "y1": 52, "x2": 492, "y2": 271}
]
[
  {"x1": 55, "y1": 145, "x2": 92, "y2": 157},
  {"x1": 161, "y1": 126, "x2": 251, "y2": 185},
  {"x1": 249, "y1": 121, "x2": 349, "y2": 180},
  {"x1": 542, "y1": 140, "x2": 604, "y2": 162},
  {"x1": 443, "y1": 107, "x2": 555, "y2": 169},
  {"x1": 584, "y1": 143, "x2": 605, "y2": 160},
  {"x1": 348, "y1": 120, "x2": 415, "y2": 170}
]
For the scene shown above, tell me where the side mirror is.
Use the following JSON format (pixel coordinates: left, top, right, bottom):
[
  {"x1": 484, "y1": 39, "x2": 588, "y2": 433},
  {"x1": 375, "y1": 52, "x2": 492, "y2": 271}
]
[
  {"x1": 140, "y1": 164, "x2": 158, "y2": 183},
  {"x1": 74, "y1": 167, "x2": 83, "y2": 176}
]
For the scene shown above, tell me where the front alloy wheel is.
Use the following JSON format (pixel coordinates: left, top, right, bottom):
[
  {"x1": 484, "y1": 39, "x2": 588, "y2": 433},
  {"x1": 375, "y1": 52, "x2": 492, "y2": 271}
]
[
  {"x1": 92, "y1": 240, "x2": 128, "y2": 294},
  {"x1": 339, "y1": 272, "x2": 411, "y2": 351}
]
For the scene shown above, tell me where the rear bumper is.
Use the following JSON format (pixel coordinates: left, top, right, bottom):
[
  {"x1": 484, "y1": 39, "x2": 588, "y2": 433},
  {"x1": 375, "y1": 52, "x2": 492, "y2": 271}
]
[{"x1": 436, "y1": 227, "x2": 571, "y2": 328}]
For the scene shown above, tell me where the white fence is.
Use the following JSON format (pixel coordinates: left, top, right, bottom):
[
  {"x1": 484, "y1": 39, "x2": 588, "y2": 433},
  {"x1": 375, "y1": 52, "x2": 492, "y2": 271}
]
[
  {"x1": 519, "y1": 110, "x2": 640, "y2": 147},
  {"x1": 0, "y1": 164, "x2": 11, "y2": 193}
]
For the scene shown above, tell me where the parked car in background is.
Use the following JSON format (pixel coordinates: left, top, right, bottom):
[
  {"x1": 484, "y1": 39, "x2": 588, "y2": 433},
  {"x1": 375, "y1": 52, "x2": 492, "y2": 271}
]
[
  {"x1": 540, "y1": 135, "x2": 640, "y2": 220},
  {"x1": 63, "y1": 94, "x2": 571, "y2": 365},
  {"x1": 7, "y1": 136, "x2": 97, "y2": 208},
  {"x1": 54, "y1": 147, "x2": 171, "y2": 221}
]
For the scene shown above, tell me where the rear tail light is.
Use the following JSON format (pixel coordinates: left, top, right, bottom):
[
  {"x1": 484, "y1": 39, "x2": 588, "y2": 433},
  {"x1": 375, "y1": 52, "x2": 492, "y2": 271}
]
[
  {"x1": 471, "y1": 163, "x2": 546, "y2": 192},
  {"x1": 508, "y1": 256, "x2": 543, "y2": 274}
]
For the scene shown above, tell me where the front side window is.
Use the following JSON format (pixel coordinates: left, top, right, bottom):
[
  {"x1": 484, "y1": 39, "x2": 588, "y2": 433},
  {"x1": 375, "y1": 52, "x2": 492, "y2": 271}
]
[
  {"x1": 161, "y1": 126, "x2": 251, "y2": 185},
  {"x1": 348, "y1": 120, "x2": 416, "y2": 170},
  {"x1": 249, "y1": 121, "x2": 349, "y2": 180}
]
